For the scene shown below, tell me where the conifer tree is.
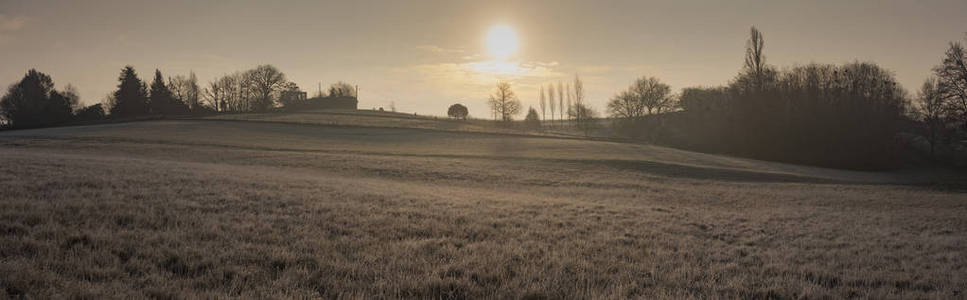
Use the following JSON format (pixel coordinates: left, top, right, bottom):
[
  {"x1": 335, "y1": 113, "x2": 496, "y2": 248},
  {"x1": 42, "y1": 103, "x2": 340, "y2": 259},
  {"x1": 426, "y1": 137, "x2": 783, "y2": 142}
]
[{"x1": 111, "y1": 66, "x2": 149, "y2": 117}]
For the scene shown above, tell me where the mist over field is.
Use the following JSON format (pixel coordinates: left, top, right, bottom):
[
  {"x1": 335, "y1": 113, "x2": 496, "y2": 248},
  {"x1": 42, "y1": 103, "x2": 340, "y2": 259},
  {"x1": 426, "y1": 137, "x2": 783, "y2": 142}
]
[{"x1": 2, "y1": 0, "x2": 967, "y2": 298}]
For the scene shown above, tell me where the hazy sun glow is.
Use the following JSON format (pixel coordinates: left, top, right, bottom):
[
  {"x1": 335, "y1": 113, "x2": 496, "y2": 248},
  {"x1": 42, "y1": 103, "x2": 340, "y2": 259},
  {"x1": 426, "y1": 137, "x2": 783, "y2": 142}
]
[{"x1": 486, "y1": 25, "x2": 518, "y2": 60}]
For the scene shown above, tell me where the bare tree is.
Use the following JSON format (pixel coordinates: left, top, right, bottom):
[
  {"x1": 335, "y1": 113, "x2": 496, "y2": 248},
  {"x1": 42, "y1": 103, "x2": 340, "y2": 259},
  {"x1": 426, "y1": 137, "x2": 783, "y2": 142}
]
[
  {"x1": 557, "y1": 81, "x2": 565, "y2": 120},
  {"x1": 631, "y1": 76, "x2": 673, "y2": 114},
  {"x1": 657, "y1": 93, "x2": 677, "y2": 114},
  {"x1": 569, "y1": 102, "x2": 597, "y2": 136},
  {"x1": 745, "y1": 26, "x2": 766, "y2": 82},
  {"x1": 246, "y1": 65, "x2": 287, "y2": 112},
  {"x1": 101, "y1": 92, "x2": 117, "y2": 115},
  {"x1": 539, "y1": 86, "x2": 546, "y2": 121},
  {"x1": 329, "y1": 82, "x2": 357, "y2": 98},
  {"x1": 230, "y1": 72, "x2": 250, "y2": 112},
  {"x1": 204, "y1": 76, "x2": 229, "y2": 112},
  {"x1": 573, "y1": 74, "x2": 585, "y2": 106},
  {"x1": 933, "y1": 40, "x2": 967, "y2": 126},
  {"x1": 918, "y1": 77, "x2": 949, "y2": 159},
  {"x1": 488, "y1": 81, "x2": 521, "y2": 122},
  {"x1": 607, "y1": 89, "x2": 644, "y2": 119},
  {"x1": 168, "y1": 72, "x2": 201, "y2": 112},
  {"x1": 565, "y1": 82, "x2": 572, "y2": 119},
  {"x1": 168, "y1": 75, "x2": 187, "y2": 107},
  {"x1": 547, "y1": 83, "x2": 556, "y2": 122},
  {"x1": 213, "y1": 71, "x2": 256, "y2": 112},
  {"x1": 221, "y1": 73, "x2": 244, "y2": 112},
  {"x1": 186, "y1": 72, "x2": 200, "y2": 111}
]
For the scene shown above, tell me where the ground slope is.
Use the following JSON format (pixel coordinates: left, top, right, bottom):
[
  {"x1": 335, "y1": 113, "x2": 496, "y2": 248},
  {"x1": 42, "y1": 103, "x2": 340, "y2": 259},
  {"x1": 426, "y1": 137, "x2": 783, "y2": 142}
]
[{"x1": 0, "y1": 119, "x2": 965, "y2": 298}]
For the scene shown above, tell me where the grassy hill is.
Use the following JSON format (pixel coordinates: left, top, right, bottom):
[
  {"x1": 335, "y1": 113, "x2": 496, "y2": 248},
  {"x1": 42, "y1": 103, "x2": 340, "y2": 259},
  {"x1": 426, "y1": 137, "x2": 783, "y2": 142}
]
[
  {"x1": 1, "y1": 111, "x2": 965, "y2": 298},
  {"x1": 204, "y1": 109, "x2": 602, "y2": 138}
]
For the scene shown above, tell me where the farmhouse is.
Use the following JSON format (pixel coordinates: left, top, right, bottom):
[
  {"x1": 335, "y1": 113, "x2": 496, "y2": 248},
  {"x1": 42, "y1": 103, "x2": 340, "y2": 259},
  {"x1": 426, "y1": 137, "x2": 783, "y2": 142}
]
[
  {"x1": 280, "y1": 90, "x2": 307, "y2": 103},
  {"x1": 282, "y1": 92, "x2": 358, "y2": 111},
  {"x1": 305, "y1": 95, "x2": 358, "y2": 110}
]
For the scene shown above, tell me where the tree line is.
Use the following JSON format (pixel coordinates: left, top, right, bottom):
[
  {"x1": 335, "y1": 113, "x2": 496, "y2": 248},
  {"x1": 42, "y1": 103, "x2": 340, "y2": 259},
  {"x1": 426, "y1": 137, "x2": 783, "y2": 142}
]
[
  {"x1": 460, "y1": 75, "x2": 597, "y2": 135},
  {"x1": 604, "y1": 26, "x2": 967, "y2": 169},
  {"x1": 0, "y1": 65, "x2": 356, "y2": 129},
  {"x1": 536, "y1": 75, "x2": 595, "y2": 128},
  {"x1": 0, "y1": 70, "x2": 79, "y2": 128}
]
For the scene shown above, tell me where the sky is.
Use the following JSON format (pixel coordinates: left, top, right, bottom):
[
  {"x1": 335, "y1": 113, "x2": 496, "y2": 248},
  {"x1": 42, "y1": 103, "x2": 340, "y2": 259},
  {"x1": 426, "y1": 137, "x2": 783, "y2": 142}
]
[{"x1": 1, "y1": 0, "x2": 966, "y2": 117}]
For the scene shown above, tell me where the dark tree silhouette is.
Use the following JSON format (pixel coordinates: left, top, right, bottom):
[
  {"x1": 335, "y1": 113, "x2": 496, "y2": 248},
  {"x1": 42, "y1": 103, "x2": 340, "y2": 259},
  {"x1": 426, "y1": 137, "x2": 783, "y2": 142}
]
[
  {"x1": 447, "y1": 103, "x2": 468, "y2": 120},
  {"x1": 744, "y1": 26, "x2": 767, "y2": 84},
  {"x1": 204, "y1": 77, "x2": 229, "y2": 112},
  {"x1": 209, "y1": 72, "x2": 251, "y2": 112},
  {"x1": 524, "y1": 106, "x2": 540, "y2": 129},
  {"x1": 573, "y1": 75, "x2": 585, "y2": 106},
  {"x1": 569, "y1": 102, "x2": 597, "y2": 136},
  {"x1": 686, "y1": 61, "x2": 908, "y2": 169},
  {"x1": 0, "y1": 69, "x2": 73, "y2": 128},
  {"x1": 278, "y1": 82, "x2": 307, "y2": 108},
  {"x1": 607, "y1": 90, "x2": 643, "y2": 119},
  {"x1": 614, "y1": 27, "x2": 909, "y2": 169},
  {"x1": 74, "y1": 103, "x2": 106, "y2": 122},
  {"x1": 733, "y1": 27, "x2": 779, "y2": 97},
  {"x1": 634, "y1": 77, "x2": 673, "y2": 114},
  {"x1": 607, "y1": 76, "x2": 674, "y2": 138},
  {"x1": 202, "y1": 66, "x2": 293, "y2": 113},
  {"x1": 111, "y1": 66, "x2": 149, "y2": 118},
  {"x1": 933, "y1": 40, "x2": 967, "y2": 127},
  {"x1": 679, "y1": 87, "x2": 729, "y2": 114},
  {"x1": 149, "y1": 69, "x2": 187, "y2": 115},
  {"x1": 608, "y1": 76, "x2": 673, "y2": 117},
  {"x1": 169, "y1": 72, "x2": 201, "y2": 112},
  {"x1": 247, "y1": 65, "x2": 287, "y2": 112},
  {"x1": 917, "y1": 77, "x2": 950, "y2": 159}
]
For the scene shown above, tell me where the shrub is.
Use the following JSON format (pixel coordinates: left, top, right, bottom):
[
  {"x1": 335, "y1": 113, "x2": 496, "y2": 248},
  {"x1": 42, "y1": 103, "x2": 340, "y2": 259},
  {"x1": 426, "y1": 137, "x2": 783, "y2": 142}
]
[
  {"x1": 74, "y1": 104, "x2": 106, "y2": 122},
  {"x1": 524, "y1": 107, "x2": 540, "y2": 129},
  {"x1": 448, "y1": 104, "x2": 468, "y2": 120}
]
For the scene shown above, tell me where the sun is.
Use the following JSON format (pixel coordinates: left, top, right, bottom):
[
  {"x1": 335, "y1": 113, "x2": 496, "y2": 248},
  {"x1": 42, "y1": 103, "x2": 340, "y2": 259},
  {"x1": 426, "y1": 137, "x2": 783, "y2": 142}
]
[{"x1": 486, "y1": 25, "x2": 519, "y2": 60}]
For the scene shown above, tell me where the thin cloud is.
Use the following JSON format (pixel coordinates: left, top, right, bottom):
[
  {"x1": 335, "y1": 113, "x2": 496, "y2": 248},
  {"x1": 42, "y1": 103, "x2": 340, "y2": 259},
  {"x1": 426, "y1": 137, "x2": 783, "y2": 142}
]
[
  {"x1": 399, "y1": 59, "x2": 564, "y2": 85},
  {"x1": 0, "y1": 14, "x2": 27, "y2": 32},
  {"x1": 415, "y1": 45, "x2": 465, "y2": 54},
  {"x1": 576, "y1": 65, "x2": 614, "y2": 74},
  {"x1": 0, "y1": 14, "x2": 28, "y2": 44},
  {"x1": 576, "y1": 64, "x2": 662, "y2": 75}
]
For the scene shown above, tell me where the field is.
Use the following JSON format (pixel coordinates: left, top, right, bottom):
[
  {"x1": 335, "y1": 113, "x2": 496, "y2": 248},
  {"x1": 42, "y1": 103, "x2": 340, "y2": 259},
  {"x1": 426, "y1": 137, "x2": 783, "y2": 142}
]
[
  {"x1": 204, "y1": 109, "x2": 596, "y2": 137},
  {"x1": 1, "y1": 112, "x2": 966, "y2": 298}
]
